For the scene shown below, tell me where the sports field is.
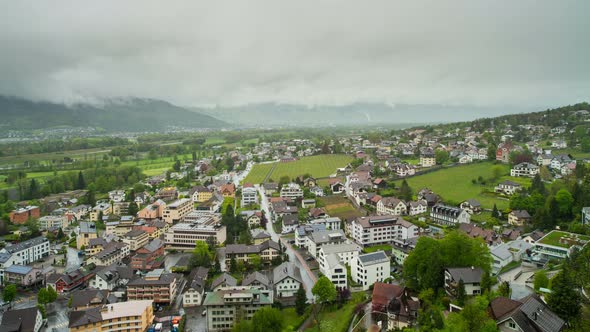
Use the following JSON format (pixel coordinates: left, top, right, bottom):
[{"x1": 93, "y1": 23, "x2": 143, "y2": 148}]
[
  {"x1": 243, "y1": 154, "x2": 352, "y2": 184},
  {"x1": 394, "y1": 162, "x2": 515, "y2": 210}
]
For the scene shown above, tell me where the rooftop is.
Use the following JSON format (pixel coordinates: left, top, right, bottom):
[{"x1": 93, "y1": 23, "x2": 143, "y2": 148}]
[
  {"x1": 537, "y1": 230, "x2": 590, "y2": 248},
  {"x1": 358, "y1": 251, "x2": 389, "y2": 265}
]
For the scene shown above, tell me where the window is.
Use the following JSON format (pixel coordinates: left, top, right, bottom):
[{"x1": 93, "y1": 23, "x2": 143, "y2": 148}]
[{"x1": 508, "y1": 321, "x2": 516, "y2": 329}]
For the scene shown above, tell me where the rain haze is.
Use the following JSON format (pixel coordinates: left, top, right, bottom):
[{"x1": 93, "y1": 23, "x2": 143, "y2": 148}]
[{"x1": 0, "y1": 1, "x2": 588, "y2": 116}]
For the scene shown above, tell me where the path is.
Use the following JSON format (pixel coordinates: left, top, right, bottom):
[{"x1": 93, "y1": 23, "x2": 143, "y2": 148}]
[{"x1": 262, "y1": 162, "x2": 278, "y2": 183}]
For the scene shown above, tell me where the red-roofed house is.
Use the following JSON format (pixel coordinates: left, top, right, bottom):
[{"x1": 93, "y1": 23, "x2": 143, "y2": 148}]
[{"x1": 372, "y1": 282, "x2": 419, "y2": 330}]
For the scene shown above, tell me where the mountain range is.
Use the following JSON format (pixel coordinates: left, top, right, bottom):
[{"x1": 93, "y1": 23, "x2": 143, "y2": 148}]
[{"x1": 0, "y1": 96, "x2": 227, "y2": 132}]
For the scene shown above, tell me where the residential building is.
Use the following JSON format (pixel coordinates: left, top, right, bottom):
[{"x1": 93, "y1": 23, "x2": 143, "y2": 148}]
[
  {"x1": 251, "y1": 230, "x2": 271, "y2": 245},
  {"x1": 491, "y1": 240, "x2": 532, "y2": 274},
  {"x1": 495, "y1": 180, "x2": 522, "y2": 195},
  {"x1": 372, "y1": 282, "x2": 420, "y2": 330},
  {"x1": 459, "y1": 199, "x2": 482, "y2": 215},
  {"x1": 351, "y1": 251, "x2": 391, "y2": 290},
  {"x1": 301, "y1": 199, "x2": 316, "y2": 208},
  {"x1": 390, "y1": 237, "x2": 418, "y2": 266},
  {"x1": 524, "y1": 230, "x2": 590, "y2": 265},
  {"x1": 317, "y1": 243, "x2": 360, "y2": 289},
  {"x1": 137, "y1": 199, "x2": 166, "y2": 220},
  {"x1": 0, "y1": 237, "x2": 50, "y2": 283},
  {"x1": 165, "y1": 214, "x2": 227, "y2": 250},
  {"x1": 108, "y1": 190, "x2": 125, "y2": 202},
  {"x1": 130, "y1": 238, "x2": 165, "y2": 271},
  {"x1": 307, "y1": 229, "x2": 347, "y2": 258},
  {"x1": 68, "y1": 300, "x2": 154, "y2": 332},
  {"x1": 262, "y1": 183, "x2": 278, "y2": 196},
  {"x1": 458, "y1": 223, "x2": 501, "y2": 247},
  {"x1": 307, "y1": 217, "x2": 341, "y2": 230},
  {"x1": 280, "y1": 183, "x2": 304, "y2": 199},
  {"x1": 407, "y1": 200, "x2": 428, "y2": 216},
  {"x1": 224, "y1": 240, "x2": 280, "y2": 266},
  {"x1": 420, "y1": 152, "x2": 436, "y2": 167},
  {"x1": 190, "y1": 185, "x2": 213, "y2": 203},
  {"x1": 511, "y1": 162, "x2": 540, "y2": 177},
  {"x1": 0, "y1": 307, "x2": 43, "y2": 332},
  {"x1": 489, "y1": 295, "x2": 565, "y2": 332},
  {"x1": 273, "y1": 262, "x2": 302, "y2": 297},
  {"x1": 496, "y1": 143, "x2": 512, "y2": 163},
  {"x1": 444, "y1": 267, "x2": 484, "y2": 296},
  {"x1": 38, "y1": 215, "x2": 68, "y2": 231},
  {"x1": 89, "y1": 203, "x2": 111, "y2": 222},
  {"x1": 9, "y1": 206, "x2": 40, "y2": 224},
  {"x1": 430, "y1": 205, "x2": 471, "y2": 226},
  {"x1": 77, "y1": 222, "x2": 98, "y2": 249},
  {"x1": 242, "y1": 271, "x2": 273, "y2": 302},
  {"x1": 241, "y1": 184, "x2": 258, "y2": 206},
  {"x1": 121, "y1": 229, "x2": 149, "y2": 251},
  {"x1": 162, "y1": 198, "x2": 193, "y2": 224},
  {"x1": 219, "y1": 183, "x2": 236, "y2": 197},
  {"x1": 211, "y1": 273, "x2": 238, "y2": 291},
  {"x1": 351, "y1": 216, "x2": 419, "y2": 246},
  {"x1": 69, "y1": 289, "x2": 111, "y2": 311},
  {"x1": 86, "y1": 242, "x2": 130, "y2": 266},
  {"x1": 3, "y1": 265, "x2": 43, "y2": 287},
  {"x1": 203, "y1": 287, "x2": 272, "y2": 332},
  {"x1": 183, "y1": 267, "x2": 209, "y2": 308},
  {"x1": 376, "y1": 197, "x2": 407, "y2": 216},
  {"x1": 126, "y1": 269, "x2": 180, "y2": 304},
  {"x1": 508, "y1": 210, "x2": 532, "y2": 226},
  {"x1": 46, "y1": 267, "x2": 96, "y2": 293},
  {"x1": 89, "y1": 264, "x2": 134, "y2": 291}
]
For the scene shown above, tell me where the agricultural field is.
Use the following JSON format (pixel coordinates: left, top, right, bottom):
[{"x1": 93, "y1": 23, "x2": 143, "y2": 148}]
[
  {"x1": 243, "y1": 163, "x2": 276, "y2": 184},
  {"x1": 319, "y1": 195, "x2": 364, "y2": 221},
  {"x1": 394, "y1": 162, "x2": 514, "y2": 210},
  {"x1": 244, "y1": 154, "x2": 352, "y2": 184}
]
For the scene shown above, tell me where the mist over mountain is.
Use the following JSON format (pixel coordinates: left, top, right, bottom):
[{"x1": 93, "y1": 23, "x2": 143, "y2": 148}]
[
  {"x1": 0, "y1": 96, "x2": 227, "y2": 132},
  {"x1": 196, "y1": 103, "x2": 537, "y2": 127}
]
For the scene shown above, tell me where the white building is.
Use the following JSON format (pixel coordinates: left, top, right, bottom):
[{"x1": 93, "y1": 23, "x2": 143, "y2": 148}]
[
  {"x1": 241, "y1": 185, "x2": 258, "y2": 207},
  {"x1": 38, "y1": 215, "x2": 68, "y2": 230},
  {"x1": 430, "y1": 205, "x2": 471, "y2": 226},
  {"x1": 307, "y1": 217, "x2": 341, "y2": 230},
  {"x1": 89, "y1": 264, "x2": 134, "y2": 290},
  {"x1": 318, "y1": 243, "x2": 360, "y2": 289},
  {"x1": 351, "y1": 251, "x2": 391, "y2": 290},
  {"x1": 280, "y1": 183, "x2": 304, "y2": 199},
  {"x1": 376, "y1": 197, "x2": 407, "y2": 216},
  {"x1": 510, "y1": 162, "x2": 540, "y2": 177},
  {"x1": 162, "y1": 198, "x2": 193, "y2": 224},
  {"x1": 351, "y1": 216, "x2": 419, "y2": 246},
  {"x1": 273, "y1": 262, "x2": 303, "y2": 298},
  {"x1": 86, "y1": 242, "x2": 130, "y2": 266},
  {"x1": 306, "y1": 229, "x2": 348, "y2": 258},
  {"x1": 165, "y1": 213, "x2": 227, "y2": 249},
  {"x1": 203, "y1": 286, "x2": 272, "y2": 332},
  {"x1": 407, "y1": 200, "x2": 428, "y2": 216},
  {"x1": 444, "y1": 267, "x2": 483, "y2": 296},
  {"x1": 0, "y1": 237, "x2": 50, "y2": 284}
]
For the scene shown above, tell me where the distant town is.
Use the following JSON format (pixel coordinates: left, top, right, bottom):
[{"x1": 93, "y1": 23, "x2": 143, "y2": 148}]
[{"x1": 0, "y1": 102, "x2": 590, "y2": 332}]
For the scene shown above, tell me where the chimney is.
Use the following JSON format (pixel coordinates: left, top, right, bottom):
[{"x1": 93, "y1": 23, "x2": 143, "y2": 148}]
[{"x1": 533, "y1": 311, "x2": 538, "y2": 320}]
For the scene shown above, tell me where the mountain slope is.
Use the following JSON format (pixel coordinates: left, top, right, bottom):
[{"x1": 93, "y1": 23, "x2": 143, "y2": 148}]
[{"x1": 0, "y1": 96, "x2": 227, "y2": 132}]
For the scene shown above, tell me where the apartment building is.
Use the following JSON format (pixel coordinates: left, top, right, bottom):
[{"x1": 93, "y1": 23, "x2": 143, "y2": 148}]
[
  {"x1": 68, "y1": 300, "x2": 154, "y2": 332},
  {"x1": 131, "y1": 238, "x2": 165, "y2": 271},
  {"x1": 351, "y1": 251, "x2": 391, "y2": 290},
  {"x1": 9, "y1": 206, "x2": 40, "y2": 224},
  {"x1": 89, "y1": 203, "x2": 112, "y2": 222},
  {"x1": 38, "y1": 215, "x2": 68, "y2": 230},
  {"x1": 0, "y1": 237, "x2": 50, "y2": 283},
  {"x1": 430, "y1": 205, "x2": 471, "y2": 226},
  {"x1": 203, "y1": 287, "x2": 272, "y2": 332},
  {"x1": 137, "y1": 199, "x2": 166, "y2": 220},
  {"x1": 510, "y1": 162, "x2": 540, "y2": 177},
  {"x1": 280, "y1": 183, "x2": 304, "y2": 199},
  {"x1": 241, "y1": 184, "x2": 258, "y2": 206},
  {"x1": 77, "y1": 222, "x2": 98, "y2": 249},
  {"x1": 190, "y1": 186, "x2": 213, "y2": 203},
  {"x1": 376, "y1": 197, "x2": 407, "y2": 216},
  {"x1": 351, "y1": 216, "x2": 419, "y2": 246},
  {"x1": 126, "y1": 269, "x2": 180, "y2": 304},
  {"x1": 163, "y1": 198, "x2": 193, "y2": 224},
  {"x1": 121, "y1": 229, "x2": 150, "y2": 251},
  {"x1": 165, "y1": 213, "x2": 227, "y2": 250},
  {"x1": 224, "y1": 240, "x2": 280, "y2": 266},
  {"x1": 86, "y1": 242, "x2": 130, "y2": 266},
  {"x1": 273, "y1": 262, "x2": 302, "y2": 298},
  {"x1": 317, "y1": 243, "x2": 359, "y2": 289}
]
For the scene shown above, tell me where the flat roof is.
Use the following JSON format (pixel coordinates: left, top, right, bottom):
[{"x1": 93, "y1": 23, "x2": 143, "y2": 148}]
[{"x1": 537, "y1": 230, "x2": 590, "y2": 248}]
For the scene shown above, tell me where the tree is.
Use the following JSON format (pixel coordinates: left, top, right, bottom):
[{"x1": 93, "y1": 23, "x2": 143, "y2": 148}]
[
  {"x1": 547, "y1": 268, "x2": 581, "y2": 323},
  {"x1": 37, "y1": 288, "x2": 50, "y2": 305},
  {"x1": 248, "y1": 254, "x2": 262, "y2": 270},
  {"x1": 312, "y1": 276, "x2": 337, "y2": 305},
  {"x1": 232, "y1": 307, "x2": 284, "y2": 332},
  {"x1": 295, "y1": 285, "x2": 307, "y2": 315},
  {"x1": 555, "y1": 189, "x2": 574, "y2": 218},
  {"x1": 229, "y1": 256, "x2": 238, "y2": 274},
  {"x1": 77, "y1": 171, "x2": 86, "y2": 190},
  {"x1": 533, "y1": 270, "x2": 549, "y2": 290},
  {"x1": 399, "y1": 180, "x2": 413, "y2": 201},
  {"x1": 3, "y1": 284, "x2": 16, "y2": 302},
  {"x1": 492, "y1": 165, "x2": 504, "y2": 181},
  {"x1": 190, "y1": 241, "x2": 212, "y2": 268},
  {"x1": 127, "y1": 201, "x2": 138, "y2": 216},
  {"x1": 47, "y1": 285, "x2": 57, "y2": 303},
  {"x1": 497, "y1": 281, "x2": 511, "y2": 298},
  {"x1": 173, "y1": 159, "x2": 181, "y2": 171},
  {"x1": 435, "y1": 150, "x2": 449, "y2": 165},
  {"x1": 456, "y1": 279, "x2": 466, "y2": 307},
  {"x1": 480, "y1": 272, "x2": 492, "y2": 294},
  {"x1": 529, "y1": 174, "x2": 546, "y2": 195},
  {"x1": 491, "y1": 204, "x2": 499, "y2": 219}
]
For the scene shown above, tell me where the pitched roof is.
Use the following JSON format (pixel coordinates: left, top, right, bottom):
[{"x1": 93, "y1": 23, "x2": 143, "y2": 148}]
[
  {"x1": 70, "y1": 289, "x2": 110, "y2": 309},
  {"x1": 445, "y1": 267, "x2": 484, "y2": 284},
  {"x1": 0, "y1": 307, "x2": 40, "y2": 332},
  {"x1": 211, "y1": 273, "x2": 237, "y2": 289},
  {"x1": 273, "y1": 262, "x2": 302, "y2": 284},
  {"x1": 242, "y1": 271, "x2": 270, "y2": 288},
  {"x1": 372, "y1": 282, "x2": 404, "y2": 308}
]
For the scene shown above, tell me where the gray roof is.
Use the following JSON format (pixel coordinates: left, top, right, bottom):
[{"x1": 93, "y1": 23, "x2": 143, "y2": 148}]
[
  {"x1": 2, "y1": 236, "x2": 48, "y2": 254},
  {"x1": 79, "y1": 222, "x2": 97, "y2": 234},
  {"x1": 358, "y1": 251, "x2": 389, "y2": 266},
  {"x1": 211, "y1": 273, "x2": 237, "y2": 289},
  {"x1": 123, "y1": 229, "x2": 146, "y2": 238},
  {"x1": 95, "y1": 264, "x2": 134, "y2": 283},
  {"x1": 282, "y1": 214, "x2": 299, "y2": 226},
  {"x1": 518, "y1": 295, "x2": 565, "y2": 332},
  {"x1": 446, "y1": 267, "x2": 484, "y2": 284},
  {"x1": 142, "y1": 238, "x2": 164, "y2": 253},
  {"x1": 242, "y1": 271, "x2": 270, "y2": 288},
  {"x1": 309, "y1": 229, "x2": 346, "y2": 245},
  {"x1": 491, "y1": 244, "x2": 512, "y2": 261},
  {"x1": 273, "y1": 262, "x2": 302, "y2": 284},
  {"x1": 0, "y1": 307, "x2": 40, "y2": 332},
  {"x1": 70, "y1": 289, "x2": 110, "y2": 308},
  {"x1": 4, "y1": 265, "x2": 33, "y2": 275}
]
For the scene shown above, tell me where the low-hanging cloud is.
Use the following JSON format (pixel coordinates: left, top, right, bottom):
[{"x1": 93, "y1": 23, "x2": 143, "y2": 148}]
[{"x1": 0, "y1": 0, "x2": 588, "y2": 108}]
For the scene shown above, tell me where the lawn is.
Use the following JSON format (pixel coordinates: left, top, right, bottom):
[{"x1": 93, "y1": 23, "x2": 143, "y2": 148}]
[
  {"x1": 243, "y1": 163, "x2": 276, "y2": 184},
  {"x1": 281, "y1": 308, "x2": 305, "y2": 331},
  {"x1": 394, "y1": 162, "x2": 512, "y2": 210},
  {"x1": 307, "y1": 293, "x2": 366, "y2": 332},
  {"x1": 363, "y1": 244, "x2": 392, "y2": 253},
  {"x1": 538, "y1": 230, "x2": 590, "y2": 248},
  {"x1": 320, "y1": 196, "x2": 364, "y2": 221},
  {"x1": 244, "y1": 154, "x2": 352, "y2": 184},
  {"x1": 142, "y1": 167, "x2": 169, "y2": 176}
]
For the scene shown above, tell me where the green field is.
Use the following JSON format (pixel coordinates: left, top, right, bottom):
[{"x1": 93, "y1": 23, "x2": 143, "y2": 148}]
[
  {"x1": 319, "y1": 195, "x2": 364, "y2": 221},
  {"x1": 244, "y1": 154, "x2": 352, "y2": 184},
  {"x1": 394, "y1": 162, "x2": 514, "y2": 210}
]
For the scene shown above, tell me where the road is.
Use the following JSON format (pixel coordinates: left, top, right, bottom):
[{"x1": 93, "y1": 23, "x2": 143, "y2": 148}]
[
  {"x1": 66, "y1": 247, "x2": 83, "y2": 271},
  {"x1": 257, "y1": 185, "x2": 316, "y2": 301},
  {"x1": 496, "y1": 266, "x2": 535, "y2": 300}
]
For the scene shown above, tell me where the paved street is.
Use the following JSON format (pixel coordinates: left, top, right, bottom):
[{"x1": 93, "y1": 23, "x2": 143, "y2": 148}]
[
  {"x1": 496, "y1": 266, "x2": 536, "y2": 300},
  {"x1": 258, "y1": 185, "x2": 316, "y2": 301}
]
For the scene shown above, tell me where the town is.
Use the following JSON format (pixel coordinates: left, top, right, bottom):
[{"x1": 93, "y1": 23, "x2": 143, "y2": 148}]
[{"x1": 0, "y1": 102, "x2": 589, "y2": 332}]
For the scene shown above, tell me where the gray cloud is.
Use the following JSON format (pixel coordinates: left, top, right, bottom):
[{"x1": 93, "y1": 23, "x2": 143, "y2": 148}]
[{"x1": 0, "y1": 0, "x2": 588, "y2": 107}]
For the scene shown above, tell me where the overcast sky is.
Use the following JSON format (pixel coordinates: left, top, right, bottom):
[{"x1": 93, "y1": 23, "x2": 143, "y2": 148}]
[{"x1": 0, "y1": 1, "x2": 588, "y2": 108}]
